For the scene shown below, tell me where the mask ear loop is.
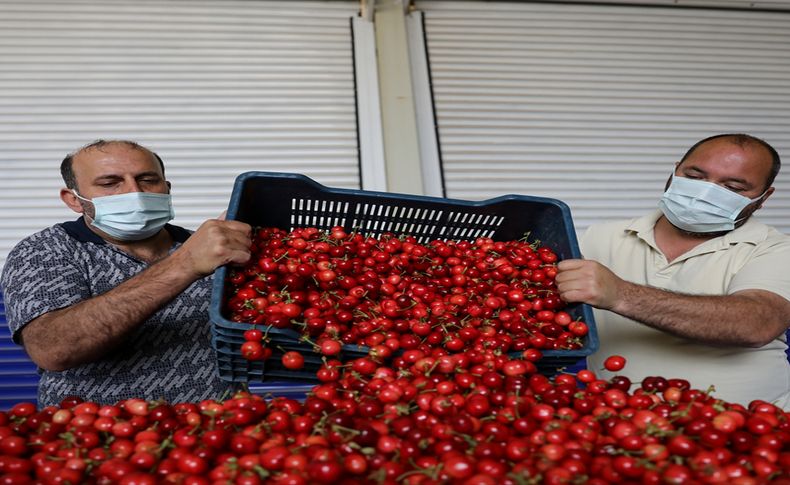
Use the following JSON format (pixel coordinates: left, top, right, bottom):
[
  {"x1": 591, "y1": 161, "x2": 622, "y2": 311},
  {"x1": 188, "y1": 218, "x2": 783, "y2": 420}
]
[
  {"x1": 71, "y1": 190, "x2": 97, "y2": 223},
  {"x1": 72, "y1": 189, "x2": 91, "y2": 202},
  {"x1": 733, "y1": 189, "x2": 770, "y2": 224},
  {"x1": 752, "y1": 188, "x2": 769, "y2": 203}
]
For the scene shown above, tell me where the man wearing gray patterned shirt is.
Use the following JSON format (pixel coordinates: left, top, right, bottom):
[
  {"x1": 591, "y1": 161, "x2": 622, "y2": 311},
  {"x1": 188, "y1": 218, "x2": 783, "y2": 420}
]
[{"x1": 0, "y1": 140, "x2": 252, "y2": 406}]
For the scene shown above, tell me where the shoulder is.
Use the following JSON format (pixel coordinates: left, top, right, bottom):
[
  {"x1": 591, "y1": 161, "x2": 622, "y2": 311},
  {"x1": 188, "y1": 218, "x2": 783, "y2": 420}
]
[
  {"x1": 581, "y1": 217, "x2": 641, "y2": 246},
  {"x1": 731, "y1": 219, "x2": 790, "y2": 252},
  {"x1": 2, "y1": 223, "x2": 79, "y2": 280},
  {"x1": 726, "y1": 221, "x2": 790, "y2": 300},
  {"x1": 1, "y1": 223, "x2": 89, "y2": 332},
  {"x1": 579, "y1": 215, "x2": 652, "y2": 263},
  {"x1": 758, "y1": 223, "x2": 789, "y2": 243},
  {"x1": 584, "y1": 218, "x2": 637, "y2": 237},
  {"x1": 5, "y1": 224, "x2": 75, "y2": 260},
  {"x1": 761, "y1": 227, "x2": 790, "y2": 251}
]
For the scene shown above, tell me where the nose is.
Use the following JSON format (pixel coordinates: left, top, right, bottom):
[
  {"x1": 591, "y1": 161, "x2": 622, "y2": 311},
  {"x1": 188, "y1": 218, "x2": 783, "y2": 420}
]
[{"x1": 124, "y1": 176, "x2": 143, "y2": 193}]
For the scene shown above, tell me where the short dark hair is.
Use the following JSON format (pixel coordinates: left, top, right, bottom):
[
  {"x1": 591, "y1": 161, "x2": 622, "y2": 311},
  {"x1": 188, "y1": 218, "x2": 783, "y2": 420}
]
[
  {"x1": 60, "y1": 139, "x2": 165, "y2": 190},
  {"x1": 680, "y1": 133, "x2": 781, "y2": 191}
]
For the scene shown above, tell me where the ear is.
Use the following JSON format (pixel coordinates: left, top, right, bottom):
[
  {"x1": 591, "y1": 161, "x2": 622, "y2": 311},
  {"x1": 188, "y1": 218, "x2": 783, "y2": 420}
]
[
  {"x1": 166, "y1": 180, "x2": 172, "y2": 192},
  {"x1": 60, "y1": 188, "x2": 85, "y2": 214},
  {"x1": 756, "y1": 187, "x2": 775, "y2": 210},
  {"x1": 662, "y1": 162, "x2": 683, "y2": 192}
]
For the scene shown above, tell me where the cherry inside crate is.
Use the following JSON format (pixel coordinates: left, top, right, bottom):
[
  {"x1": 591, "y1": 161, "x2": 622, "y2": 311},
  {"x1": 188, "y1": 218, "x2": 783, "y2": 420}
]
[{"x1": 209, "y1": 172, "x2": 598, "y2": 383}]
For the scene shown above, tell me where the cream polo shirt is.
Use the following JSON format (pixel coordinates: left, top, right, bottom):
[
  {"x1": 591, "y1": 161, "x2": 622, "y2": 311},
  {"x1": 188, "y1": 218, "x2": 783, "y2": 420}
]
[{"x1": 582, "y1": 210, "x2": 790, "y2": 408}]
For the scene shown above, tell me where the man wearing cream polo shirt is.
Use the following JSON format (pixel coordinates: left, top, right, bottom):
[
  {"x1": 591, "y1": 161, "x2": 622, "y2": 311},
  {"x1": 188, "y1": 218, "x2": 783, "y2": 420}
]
[{"x1": 556, "y1": 133, "x2": 790, "y2": 408}]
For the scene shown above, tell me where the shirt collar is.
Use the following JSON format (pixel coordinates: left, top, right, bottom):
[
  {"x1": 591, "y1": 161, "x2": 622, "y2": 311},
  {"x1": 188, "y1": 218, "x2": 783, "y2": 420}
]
[
  {"x1": 625, "y1": 210, "x2": 663, "y2": 237},
  {"x1": 61, "y1": 217, "x2": 191, "y2": 244}
]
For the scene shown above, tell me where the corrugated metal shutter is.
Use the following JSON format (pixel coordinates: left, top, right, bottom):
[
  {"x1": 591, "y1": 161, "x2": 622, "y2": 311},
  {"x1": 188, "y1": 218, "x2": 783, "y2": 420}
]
[
  {"x1": 0, "y1": 0, "x2": 360, "y2": 270},
  {"x1": 544, "y1": 0, "x2": 790, "y2": 10},
  {"x1": 418, "y1": 1, "x2": 790, "y2": 235},
  {"x1": 0, "y1": 0, "x2": 360, "y2": 407}
]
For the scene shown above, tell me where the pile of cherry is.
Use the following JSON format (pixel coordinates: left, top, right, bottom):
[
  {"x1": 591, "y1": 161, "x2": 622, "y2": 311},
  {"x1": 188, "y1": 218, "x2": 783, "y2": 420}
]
[
  {"x1": 1, "y1": 354, "x2": 789, "y2": 484},
  {"x1": 225, "y1": 226, "x2": 590, "y2": 365},
  {"x1": 2, "y1": 227, "x2": 787, "y2": 484}
]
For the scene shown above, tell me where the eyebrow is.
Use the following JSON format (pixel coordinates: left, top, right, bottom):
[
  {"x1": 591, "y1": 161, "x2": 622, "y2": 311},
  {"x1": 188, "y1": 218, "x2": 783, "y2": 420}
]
[{"x1": 92, "y1": 171, "x2": 163, "y2": 183}]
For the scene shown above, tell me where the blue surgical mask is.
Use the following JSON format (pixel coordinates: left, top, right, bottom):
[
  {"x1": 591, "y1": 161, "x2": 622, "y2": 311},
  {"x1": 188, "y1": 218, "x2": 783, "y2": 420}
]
[
  {"x1": 658, "y1": 174, "x2": 765, "y2": 233},
  {"x1": 73, "y1": 190, "x2": 175, "y2": 241}
]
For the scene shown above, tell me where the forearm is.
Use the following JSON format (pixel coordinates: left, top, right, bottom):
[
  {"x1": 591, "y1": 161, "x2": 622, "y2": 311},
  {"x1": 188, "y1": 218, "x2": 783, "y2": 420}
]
[
  {"x1": 22, "y1": 253, "x2": 201, "y2": 371},
  {"x1": 612, "y1": 282, "x2": 786, "y2": 347}
]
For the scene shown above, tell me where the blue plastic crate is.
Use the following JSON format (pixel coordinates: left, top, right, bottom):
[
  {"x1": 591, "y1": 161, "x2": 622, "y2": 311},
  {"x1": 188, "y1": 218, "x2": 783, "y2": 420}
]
[
  {"x1": 248, "y1": 381, "x2": 314, "y2": 401},
  {"x1": 212, "y1": 323, "x2": 368, "y2": 383},
  {"x1": 209, "y1": 172, "x2": 599, "y2": 383}
]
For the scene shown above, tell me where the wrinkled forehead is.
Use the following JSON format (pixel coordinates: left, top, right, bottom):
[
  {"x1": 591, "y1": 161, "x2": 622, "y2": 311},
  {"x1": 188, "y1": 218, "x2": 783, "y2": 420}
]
[
  {"x1": 680, "y1": 138, "x2": 774, "y2": 184},
  {"x1": 72, "y1": 143, "x2": 162, "y2": 177}
]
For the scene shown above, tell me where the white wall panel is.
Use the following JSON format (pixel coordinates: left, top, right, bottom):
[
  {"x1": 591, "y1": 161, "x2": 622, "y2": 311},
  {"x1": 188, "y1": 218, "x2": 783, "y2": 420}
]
[
  {"x1": 418, "y1": 1, "x2": 790, "y2": 235},
  {"x1": 0, "y1": 0, "x2": 360, "y2": 268}
]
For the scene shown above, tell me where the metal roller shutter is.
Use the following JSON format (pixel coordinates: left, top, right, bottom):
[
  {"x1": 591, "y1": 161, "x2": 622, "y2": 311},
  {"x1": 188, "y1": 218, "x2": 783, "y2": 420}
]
[
  {"x1": 0, "y1": 0, "x2": 360, "y2": 407},
  {"x1": 0, "y1": 0, "x2": 360, "y2": 269},
  {"x1": 418, "y1": 0, "x2": 790, "y2": 235}
]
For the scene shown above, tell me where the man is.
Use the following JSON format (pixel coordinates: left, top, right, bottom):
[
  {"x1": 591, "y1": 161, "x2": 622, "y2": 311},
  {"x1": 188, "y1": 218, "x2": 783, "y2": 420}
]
[
  {"x1": 556, "y1": 133, "x2": 790, "y2": 408},
  {"x1": 0, "y1": 140, "x2": 252, "y2": 406}
]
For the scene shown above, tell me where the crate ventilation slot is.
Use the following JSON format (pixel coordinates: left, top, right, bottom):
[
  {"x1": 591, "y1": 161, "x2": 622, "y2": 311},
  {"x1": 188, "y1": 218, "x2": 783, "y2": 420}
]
[
  {"x1": 351, "y1": 204, "x2": 443, "y2": 243},
  {"x1": 438, "y1": 212, "x2": 504, "y2": 240},
  {"x1": 290, "y1": 198, "x2": 349, "y2": 229}
]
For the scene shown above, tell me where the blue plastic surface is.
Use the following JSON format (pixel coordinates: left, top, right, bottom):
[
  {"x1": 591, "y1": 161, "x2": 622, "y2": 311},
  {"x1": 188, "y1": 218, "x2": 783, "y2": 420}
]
[
  {"x1": 0, "y1": 293, "x2": 310, "y2": 409},
  {"x1": 210, "y1": 171, "x2": 600, "y2": 383},
  {"x1": 0, "y1": 291, "x2": 40, "y2": 410},
  {"x1": 248, "y1": 381, "x2": 313, "y2": 401}
]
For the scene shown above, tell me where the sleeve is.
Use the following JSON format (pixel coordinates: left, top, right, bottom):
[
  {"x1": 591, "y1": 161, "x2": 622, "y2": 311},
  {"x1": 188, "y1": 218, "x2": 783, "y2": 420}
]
[
  {"x1": 0, "y1": 229, "x2": 92, "y2": 343},
  {"x1": 727, "y1": 236, "x2": 790, "y2": 302}
]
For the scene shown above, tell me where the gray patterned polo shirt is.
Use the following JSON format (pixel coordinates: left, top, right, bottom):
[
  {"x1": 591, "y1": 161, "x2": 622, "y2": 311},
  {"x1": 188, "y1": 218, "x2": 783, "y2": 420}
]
[{"x1": 0, "y1": 218, "x2": 235, "y2": 407}]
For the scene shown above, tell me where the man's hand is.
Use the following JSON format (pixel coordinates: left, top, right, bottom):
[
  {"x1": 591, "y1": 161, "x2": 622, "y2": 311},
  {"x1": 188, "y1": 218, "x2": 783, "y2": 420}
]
[
  {"x1": 555, "y1": 259, "x2": 626, "y2": 311},
  {"x1": 555, "y1": 259, "x2": 790, "y2": 347},
  {"x1": 19, "y1": 217, "x2": 253, "y2": 371},
  {"x1": 174, "y1": 219, "x2": 253, "y2": 278}
]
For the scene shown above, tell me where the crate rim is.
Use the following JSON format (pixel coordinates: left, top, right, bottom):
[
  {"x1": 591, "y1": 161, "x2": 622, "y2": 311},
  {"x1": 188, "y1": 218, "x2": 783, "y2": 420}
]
[{"x1": 226, "y1": 171, "x2": 576, "y2": 221}]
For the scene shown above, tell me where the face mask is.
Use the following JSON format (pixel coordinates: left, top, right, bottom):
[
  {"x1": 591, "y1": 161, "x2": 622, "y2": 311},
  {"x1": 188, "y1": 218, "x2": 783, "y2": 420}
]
[
  {"x1": 658, "y1": 174, "x2": 765, "y2": 233},
  {"x1": 73, "y1": 190, "x2": 175, "y2": 241}
]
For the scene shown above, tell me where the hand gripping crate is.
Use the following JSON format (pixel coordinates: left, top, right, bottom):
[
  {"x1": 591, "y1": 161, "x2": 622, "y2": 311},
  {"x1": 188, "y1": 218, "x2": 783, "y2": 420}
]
[{"x1": 209, "y1": 172, "x2": 599, "y2": 383}]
